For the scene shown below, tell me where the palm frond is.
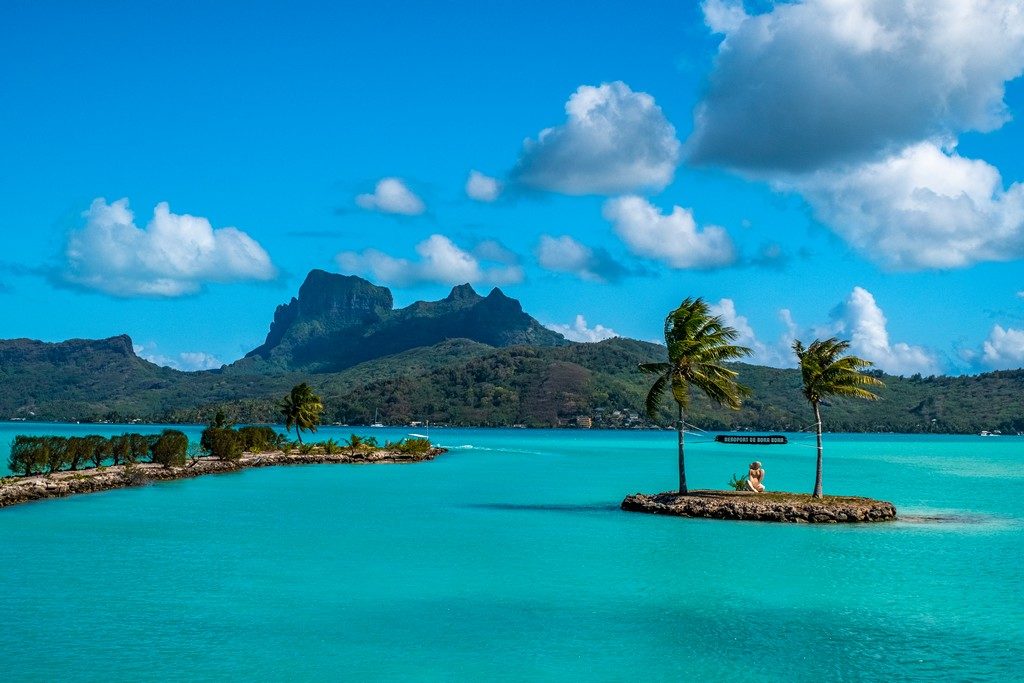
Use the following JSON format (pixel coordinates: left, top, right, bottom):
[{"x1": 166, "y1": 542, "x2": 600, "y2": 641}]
[
  {"x1": 793, "y1": 337, "x2": 885, "y2": 404},
  {"x1": 643, "y1": 297, "x2": 753, "y2": 417},
  {"x1": 670, "y1": 374, "x2": 690, "y2": 411},
  {"x1": 644, "y1": 372, "x2": 670, "y2": 421}
]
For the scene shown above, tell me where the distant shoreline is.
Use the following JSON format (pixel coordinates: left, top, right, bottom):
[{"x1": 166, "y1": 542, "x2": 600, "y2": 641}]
[
  {"x1": 3, "y1": 421, "x2": 1020, "y2": 436},
  {"x1": 0, "y1": 447, "x2": 446, "y2": 510}
]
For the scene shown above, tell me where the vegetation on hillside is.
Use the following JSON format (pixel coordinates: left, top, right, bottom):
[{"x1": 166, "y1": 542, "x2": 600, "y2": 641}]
[
  {"x1": 2, "y1": 271, "x2": 1020, "y2": 433},
  {"x1": 4, "y1": 266, "x2": 1021, "y2": 433},
  {"x1": 1, "y1": 335, "x2": 1022, "y2": 432}
]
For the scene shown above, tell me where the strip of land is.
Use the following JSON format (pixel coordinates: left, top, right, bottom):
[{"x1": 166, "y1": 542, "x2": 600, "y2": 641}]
[
  {"x1": 0, "y1": 447, "x2": 446, "y2": 509},
  {"x1": 621, "y1": 490, "x2": 896, "y2": 523}
]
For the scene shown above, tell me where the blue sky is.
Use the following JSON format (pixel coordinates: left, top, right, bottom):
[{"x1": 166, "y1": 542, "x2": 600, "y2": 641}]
[{"x1": 2, "y1": 0, "x2": 1023, "y2": 374}]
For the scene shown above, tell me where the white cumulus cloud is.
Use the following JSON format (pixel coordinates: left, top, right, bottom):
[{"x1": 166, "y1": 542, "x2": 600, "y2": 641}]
[
  {"x1": 702, "y1": 0, "x2": 748, "y2": 34},
  {"x1": 355, "y1": 178, "x2": 426, "y2": 215},
  {"x1": 831, "y1": 287, "x2": 939, "y2": 376},
  {"x1": 63, "y1": 198, "x2": 276, "y2": 297},
  {"x1": 649, "y1": 293, "x2": 941, "y2": 374},
  {"x1": 689, "y1": 0, "x2": 1024, "y2": 173},
  {"x1": 655, "y1": 293, "x2": 942, "y2": 373},
  {"x1": 786, "y1": 142, "x2": 1024, "y2": 270},
  {"x1": 336, "y1": 234, "x2": 523, "y2": 287},
  {"x1": 602, "y1": 196, "x2": 736, "y2": 269},
  {"x1": 980, "y1": 325, "x2": 1024, "y2": 369},
  {"x1": 708, "y1": 298, "x2": 789, "y2": 367},
  {"x1": 688, "y1": 0, "x2": 1024, "y2": 270},
  {"x1": 134, "y1": 343, "x2": 223, "y2": 371},
  {"x1": 465, "y1": 170, "x2": 501, "y2": 202},
  {"x1": 513, "y1": 81, "x2": 681, "y2": 195},
  {"x1": 545, "y1": 315, "x2": 618, "y2": 343},
  {"x1": 711, "y1": 291, "x2": 938, "y2": 373}
]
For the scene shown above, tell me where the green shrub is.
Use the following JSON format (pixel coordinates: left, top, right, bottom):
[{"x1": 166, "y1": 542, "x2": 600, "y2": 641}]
[
  {"x1": 42, "y1": 437, "x2": 70, "y2": 474},
  {"x1": 384, "y1": 438, "x2": 431, "y2": 455},
  {"x1": 109, "y1": 435, "x2": 132, "y2": 466},
  {"x1": 236, "y1": 426, "x2": 279, "y2": 453},
  {"x1": 150, "y1": 430, "x2": 188, "y2": 467},
  {"x1": 8, "y1": 436, "x2": 46, "y2": 475},
  {"x1": 85, "y1": 435, "x2": 110, "y2": 468},
  {"x1": 121, "y1": 461, "x2": 150, "y2": 486},
  {"x1": 321, "y1": 438, "x2": 342, "y2": 455},
  {"x1": 201, "y1": 427, "x2": 242, "y2": 461},
  {"x1": 127, "y1": 434, "x2": 151, "y2": 464},
  {"x1": 65, "y1": 437, "x2": 93, "y2": 471},
  {"x1": 728, "y1": 473, "x2": 749, "y2": 491}
]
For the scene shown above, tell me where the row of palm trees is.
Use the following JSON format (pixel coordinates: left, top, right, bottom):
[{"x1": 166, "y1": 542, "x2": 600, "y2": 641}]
[{"x1": 642, "y1": 298, "x2": 884, "y2": 499}]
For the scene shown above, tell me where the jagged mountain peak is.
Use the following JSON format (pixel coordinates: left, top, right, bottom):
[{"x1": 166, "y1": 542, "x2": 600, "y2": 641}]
[
  {"x1": 247, "y1": 271, "x2": 393, "y2": 360},
  {"x1": 99, "y1": 334, "x2": 138, "y2": 356},
  {"x1": 239, "y1": 270, "x2": 567, "y2": 372},
  {"x1": 293, "y1": 270, "x2": 393, "y2": 316},
  {"x1": 445, "y1": 283, "x2": 482, "y2": 301},
  {"x1": 486, "y1": 286, "x2": 512, "y2": 299}
]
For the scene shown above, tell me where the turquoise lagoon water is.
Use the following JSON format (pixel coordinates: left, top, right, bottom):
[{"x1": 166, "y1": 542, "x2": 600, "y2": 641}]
[{"x1": 1, "y1": 424, "x2": 1021, "y2": 681}]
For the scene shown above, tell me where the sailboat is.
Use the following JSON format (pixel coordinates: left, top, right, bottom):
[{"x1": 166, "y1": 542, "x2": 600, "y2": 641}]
[{"x1": 370, "y1": 408, "x2": 384, "y2": 428}]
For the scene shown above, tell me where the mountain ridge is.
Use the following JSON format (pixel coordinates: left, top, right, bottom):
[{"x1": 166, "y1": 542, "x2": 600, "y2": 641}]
[
  {"x1": 0, "y1": 270, "x2": 1021, "y2": 432},
  {"x1": 237, "y1": 269, "x2": 567, "y2": 373}
]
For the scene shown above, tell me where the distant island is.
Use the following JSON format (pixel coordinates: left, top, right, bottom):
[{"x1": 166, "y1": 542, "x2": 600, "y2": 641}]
[{"x1": 0, "y1": 269, "x2": 1021, "y2": 433}]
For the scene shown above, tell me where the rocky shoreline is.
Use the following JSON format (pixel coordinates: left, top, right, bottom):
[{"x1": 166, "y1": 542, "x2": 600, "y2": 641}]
[
  {"x1": 0, "y1": 447, "x2": 446, "y2": 509},
  {"x1": 621, "y1": 490, "x2": 897, "y2": 523}
]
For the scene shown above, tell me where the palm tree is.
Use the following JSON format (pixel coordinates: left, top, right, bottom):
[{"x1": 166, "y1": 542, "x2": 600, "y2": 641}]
[
  {"x1": 344, "y1": 433, "x2": 365, "y2": 456},
  {"x1": 279, "y1": 383, "x2": 324, "y2": 445},
  {"x1": 641, "y1": 298, "x2": 752, "y2": 494},
  {"x1": 793, "y1": 338, "x2": 884, "y2": 498}
]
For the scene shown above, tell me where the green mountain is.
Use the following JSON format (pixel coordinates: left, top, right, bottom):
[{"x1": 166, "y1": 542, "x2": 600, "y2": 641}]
[
  {"x1": 0, "y1": 271, "x2": 1021, "y2": 433},
  {"x1": 0, "y1": 334, "x2": 296, "y2": 422},
  {"x1": 237, "y1": 270, "x2": 567, "y2": 372}
]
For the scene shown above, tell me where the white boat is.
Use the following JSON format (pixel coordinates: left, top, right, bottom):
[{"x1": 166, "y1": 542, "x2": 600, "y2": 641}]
[
  {"x1": 408, "y1": 421, "x2": 430, "y2": 439},
  {"x1": 370, "y1": 408, "x2": 384, "y2": 428}
]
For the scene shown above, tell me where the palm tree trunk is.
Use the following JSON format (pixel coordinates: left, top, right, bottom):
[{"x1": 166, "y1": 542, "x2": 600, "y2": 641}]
[
  {"x1": 812, "y1": 401, "x2": 823, "y2": 498},
  {"x1": 677, "y1": 404, "x2": 687, "y2": 494}
]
